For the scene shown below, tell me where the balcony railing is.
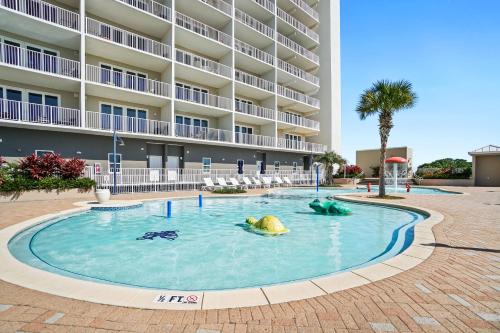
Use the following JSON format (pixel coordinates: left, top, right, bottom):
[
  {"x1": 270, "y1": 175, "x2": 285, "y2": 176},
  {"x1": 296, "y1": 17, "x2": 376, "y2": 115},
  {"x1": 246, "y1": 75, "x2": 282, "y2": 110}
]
[
  {"x1": 277, "y1": 111, "x2": 320, "y2": 130},
  {"x1": 235, "y1": 132, "x2": 275, "y2": 147},
  {"x1": 235, "y1": 100, "x2": 275, "y2": 120},
  {"x1": 175, "y1": 123, "x2": 232, "y2": 143},
  {"x1": 86, "y1": 18, "x2": 171, "y2": 58},
  {"x1": 200, "y1": 0, "x2": 231, "y2": 16},
  {"x1": 0, "y1": 99, "x2": 81, "y2": 127},
  {"x1": 277, "y1": 33, "x2": 319, "y2": 64},
  {"x1": 235, "y1": 69, "x2": 274, "y2": 92},
  {"x1": 277, "y1": 7, "x2": 319, "y2": 42},
  {"x1": 290, "y1": 0, "x2": 319, "y2": 21},
  {"x1": 234, "y1": 39, "x2": 274, "y2": 66},
  {"x1": 0, "y1": 0, "x2": 79, "y2": 30},
  {"x1": 175, "y1": 86, "x2": 232, "y2": 110},
  {"x1": 86, "y1": 111, "x2": 170, "y2": 136},
  {"x1": 176, "y1": 49, "x2": 231, "y2": 78},
  {"x1": 117, "y1": 0, "x2": 171, "y2": 21},
  {"x1": 277, "y1": 58, "x2": 319, "y2": 86},
  {"x1": 86, "y1": 64, "x2": 171, "y2": 97},
  {"x1": 277, "y1": 85, "x2": 320, "y2": 108},
  {"x1": 277, "y1": 138, "x2": 326, "y2": 152},
  {"x1": 0, "y1": 42, "x2": 80, "y2": 78},
  {"x1": 235, "y1": 8, "x2": 274, "y2": 39},
  {"x1": 176, "y1": 12, "x2": 232, "y2": 47},
  {"x1": 252, "y1": 0, "x2": 274, "y2": 13}
]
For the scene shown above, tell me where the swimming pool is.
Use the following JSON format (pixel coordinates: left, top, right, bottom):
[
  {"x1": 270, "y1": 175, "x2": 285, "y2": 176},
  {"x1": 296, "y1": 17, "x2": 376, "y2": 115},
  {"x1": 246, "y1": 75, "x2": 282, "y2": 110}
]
[{"x1": 9, "y1": 189, "x2": 427, "y2": 291}]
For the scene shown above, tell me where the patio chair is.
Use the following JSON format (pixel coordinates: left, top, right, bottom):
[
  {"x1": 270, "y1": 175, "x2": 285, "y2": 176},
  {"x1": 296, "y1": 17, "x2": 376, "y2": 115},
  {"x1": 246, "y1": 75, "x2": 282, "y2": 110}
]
[
  {"x1": 217, "y1": 177, "x2": 236, "y2": 188},
  {"x1": 274, "y1": 176, "x2": 285, "y2": 187},
  {"x1": 283, "y1": 176, "x2": 294, "y2": 186},
  {"x1": 201, "y1": 178, "x2": 222, "y2": 191},
  {"x1": 242, "y1": 177, "x2": 259, "y2": 188},
  {"x1": 252, "y1": 177, "x2": 269, "y2": 188},
  {"x1": 262, "y1": 177, "x2": 275, "y2": 187},
  {"x1": 229, "y1": 177, "x2": 247, "y2": 189}
]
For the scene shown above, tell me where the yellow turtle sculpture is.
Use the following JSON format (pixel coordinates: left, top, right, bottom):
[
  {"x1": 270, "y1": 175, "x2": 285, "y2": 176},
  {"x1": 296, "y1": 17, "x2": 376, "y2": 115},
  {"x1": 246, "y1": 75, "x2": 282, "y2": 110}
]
[{"x1": 245, "y1": 215, "x2": 289, "y2": 235}]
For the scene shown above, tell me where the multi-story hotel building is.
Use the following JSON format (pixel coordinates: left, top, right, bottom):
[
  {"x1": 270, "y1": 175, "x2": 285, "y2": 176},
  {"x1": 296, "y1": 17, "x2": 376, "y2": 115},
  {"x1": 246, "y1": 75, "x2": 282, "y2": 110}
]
[{"x1": 0, "y1": 0, "x2": 340, "y2": 173}]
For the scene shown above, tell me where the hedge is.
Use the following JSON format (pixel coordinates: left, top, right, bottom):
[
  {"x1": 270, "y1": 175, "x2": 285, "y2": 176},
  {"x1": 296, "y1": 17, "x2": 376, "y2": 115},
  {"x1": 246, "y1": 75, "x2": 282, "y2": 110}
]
[{"x1": 0, "y1": 177, "x2": 95, "y2": 194}]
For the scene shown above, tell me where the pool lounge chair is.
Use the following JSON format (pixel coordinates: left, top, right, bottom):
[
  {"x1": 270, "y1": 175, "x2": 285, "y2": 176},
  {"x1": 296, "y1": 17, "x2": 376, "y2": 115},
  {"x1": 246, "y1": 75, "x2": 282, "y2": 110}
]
[
  {"x1": 262, "y1": 177, "x2": 275, "y2": 187},
  {"x1": 283, "y1": 176, "x2": 293, "y2": 186},
  {"x1": 229, "y1": 177, "x2": 247, "y2": 189},
  {"x1": 201, "y1": 178, "x2": 222, "y2": 191},
  {"x1": 217, "y1": 177, "x2": 236, "y2": 188},
  {"x1": 252, "y1": 177, "x2": 269, "y2": 188},
  {"x1": 274, "y1": 176, "x2": 285, "y2": 187},
  {"x1": 242, "y1": 177, "x2": 259, "y2": 188}
]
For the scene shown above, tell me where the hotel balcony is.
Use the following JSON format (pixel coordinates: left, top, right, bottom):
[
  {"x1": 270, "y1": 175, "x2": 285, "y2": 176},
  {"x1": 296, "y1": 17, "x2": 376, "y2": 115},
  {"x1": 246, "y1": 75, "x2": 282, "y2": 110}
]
[
  {"x1": 177, "y1": 0, "x2": 232, "y2": 27},
  {"x1": 276, "y1": 7, "x2": 319, "y2": 48},
  {"x1": 175, "y1": 49, "x2": 232, "y2": 88},
  {"x1": 235, "y1": 0, "x2": 274, "y2": 22},
  {"x1": 175, "y1": 12, "x2": 232, "y2": 58},
  {"x1": 277, "y1": 138, "x2": 326, "y2": 153},
  {"x1": 277, "y1": 58, "x2": 319, "y2": 91},
  {"x1": 86, "y1": 18, "x2": 171, "y2": 72},
  {"x1": 234, "y1": 100, "x2": 275, "y2": 125},
  {"x1": 277, "y1": 32, "x2": 319, "y2": 69},
  {"x1": 235, "y1": 132, "x2": 275, "y2": 148},
  {"x1": 175, "y1": 123, "x2": 232, "y2": 143},
  {"x1": 234, "y1": 8, "x2": 274, "y2": 48},
  {"x1": 175, "y1": 86, "x2": 232, "y2": 117},
  {"x1": 86, "y1": 111, "x2": 171, "y2": 137},
  {"x1": 278, "y1": 0, "x2": 319, "y2": 26},
  {"x1": 0, "y1": 99, "x2": 81, "y2": 129},
  {"x1": 277, "y1": 111, "x2": 320, "y2": 134},
  {"x1": 234, "y1": 39, "x2": 274, "y2": 75},
  {"x1": 0, "y1": 42, "x2": 80, "y2": 91},
  {"x1": 277, "y1": 85, "x2": 320, "y2": 112},
  {"x1": 86, "y1": 0, "x2": 172, "y2": 38},
  {"x1": 86, "y1": 64, "x2": 171, "y2": 106},
  {"x1": 0, "y1": 0, "x2": 80, "y2": 48},
  {"x1": 234, "y1": 69, "x2": 275, "y2": 100}
]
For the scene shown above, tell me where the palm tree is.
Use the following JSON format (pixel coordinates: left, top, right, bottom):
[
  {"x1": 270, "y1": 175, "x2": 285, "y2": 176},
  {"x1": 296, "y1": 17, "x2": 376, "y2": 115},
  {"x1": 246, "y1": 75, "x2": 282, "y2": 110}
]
[
  {"x1": 315, "y1": 151, "x2": 346, "y2": 185},
  {"x1": 356, "y1": 80, "x2": 417, "y2": 197}
]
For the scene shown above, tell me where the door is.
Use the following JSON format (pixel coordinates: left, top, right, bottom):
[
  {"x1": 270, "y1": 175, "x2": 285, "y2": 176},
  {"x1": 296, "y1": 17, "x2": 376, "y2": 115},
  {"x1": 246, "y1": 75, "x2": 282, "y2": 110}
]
[
  {"x1": 6, "y1": 89, "x2": 22, "y2": 120},
  {"x1": 167, "y1": 156, "x2": 179, "y2": 169},
  {"x1": 149, "y1": 156, "x2": 163, "y2": 169}
]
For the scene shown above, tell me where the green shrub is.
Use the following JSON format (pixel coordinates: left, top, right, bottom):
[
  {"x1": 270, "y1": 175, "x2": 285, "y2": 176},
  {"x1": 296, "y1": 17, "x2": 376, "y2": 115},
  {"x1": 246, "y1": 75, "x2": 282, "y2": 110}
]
[
  {"x1": 416, "y1": 158, "x2": 472, "y2": 179},
  {"x1": 0, "y1": 176, "x2": 95, "y2": 194},
  {"x1": 212, "y1": 188, "x2": 247, "y2": 194}
]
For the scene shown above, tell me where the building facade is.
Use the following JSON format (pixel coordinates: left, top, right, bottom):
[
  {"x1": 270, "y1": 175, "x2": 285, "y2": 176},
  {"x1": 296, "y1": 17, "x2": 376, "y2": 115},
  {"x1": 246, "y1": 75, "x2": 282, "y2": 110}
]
[
  {"x1": 0, "y1": 0, "x2": 341, "y2": 174},
  {"x1": 356, "y1": 147, "x2": 413, "y2": 177}
]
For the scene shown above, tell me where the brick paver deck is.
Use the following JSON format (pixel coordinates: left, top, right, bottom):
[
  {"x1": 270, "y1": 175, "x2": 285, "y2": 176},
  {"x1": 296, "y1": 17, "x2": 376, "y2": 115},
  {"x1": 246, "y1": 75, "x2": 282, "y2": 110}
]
[{"x1": 0, "y1": 187, "x2": 499, "y2": 333}]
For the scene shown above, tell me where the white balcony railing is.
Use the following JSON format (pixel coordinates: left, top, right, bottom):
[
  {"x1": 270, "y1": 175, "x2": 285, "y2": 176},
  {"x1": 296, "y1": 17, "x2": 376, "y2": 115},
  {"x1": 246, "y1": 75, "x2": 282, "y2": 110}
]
[
  {"x1": 86, "y1": 18, "x2": 171, "y2": 58},
  {"x1": 175, "y1": 86, "x2": 232, "y2": 110},
  {"x1": 277, "y1": 85, "x2": 320, "y2": 108},
  {"x1": 0, "y1": 42, "x2": 80, "y2": 78},
  {"x1": 235, "y1": 69, "x2": 274, "y2": 92},
  {"x1": 86, "y1": 65, "x2": 171, "y2": 98},
  {"x1": 277, "y1": 138, "x2": 326, "y2": 152},
  {"x1": 200, "y1": 0, "x2": 231, "y2": 16},
  {"x1": 306, "y1": 142, "x2": 327, "y2": 153},
  {"x1": 235, "y1": 132, "x2": 275, "y2": 147},
  {"x1": 290, "y1": 0, "x2": 319, "y2": 21},
  {"x1": 86, "y1": 111, "x2": 170, "y2": 136},
  {"x1": 235, "y1": 100, "x2": 275, "y2": 120},
  {"x1": 235, "y1": 8, "x2": 274, "y2": 39},
  {"x1": 0, "y1": 99, "x2": 81, "y2": 127},
  {"x1": 0, "y1": 0, "x2": 79, "y2": 30},
  {"x1": 175, "y1": 123, "x2": 232, "y2": 142},
  {"x1": 252, "y1": 0, "x2": 274, "y2": 13},
  {"x1": 176, "y1": 12, "x2": 232, "y2": 47},
  {"x1": 277, "y1": 7, "x2": 319, "y2": 42},
  {"x1": 117, "y1": 0, "x2": 172, "y2": 21},
  {"x1": 234, "y1": 39, "x2": 274, "y2": 66},
  {"x1": 277, "y1": 58, "x2": 319, "y2": 86},
  {"x1": 277, "y1": 111, "x2": 320, "y2": 130},
  {"x1": 176, "y1": 49, "x2": 231, "y2": 78},
  {"x1": 277, "y1": 33, "x2": 319, "y2": 64}
]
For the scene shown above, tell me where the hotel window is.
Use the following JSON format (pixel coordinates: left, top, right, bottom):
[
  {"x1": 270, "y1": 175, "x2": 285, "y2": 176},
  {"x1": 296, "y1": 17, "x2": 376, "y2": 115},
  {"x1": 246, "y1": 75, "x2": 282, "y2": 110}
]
[
  {"x1": 108, "y1": 153, "x2": 122, "y2": 174},
  {"x1": 235, "y1": 98, "x2": 253, "y2": 113},
  {"x1": 202, "y1": 157, "x2": 211, "y2": 173},
  {"x1": 235, "y1": 125, "x2": 253, "y2": 143},
  {"x1": 35, "y1": 150, "x2": 54, "y2": 157},
  {"x1": 292, "y1": 162, "x2": 298, "y2": 172},
  {"x1": 99, "y1": 64, "x2": 147, "y2": 90},
  {"x1": 175, "y1": 83, "x2": 208, "y2": 104},
  {"x1": 284, "y1": 133, "x2": 303, "y2": 149},
  {"x1": 274, "y1": 161, "x2": 280, "y2": 171}
]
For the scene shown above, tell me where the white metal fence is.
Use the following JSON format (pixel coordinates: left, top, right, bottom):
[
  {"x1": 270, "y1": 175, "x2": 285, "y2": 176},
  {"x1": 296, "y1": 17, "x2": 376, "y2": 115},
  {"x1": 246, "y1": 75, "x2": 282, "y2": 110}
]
[
  {"x1": 117, "y1": 0, "x2": 171, "y2": 21},
  {"x1": 235, "y1": 132, "x2": 275, "y2": 147},
  {"x1": 200, "y1": 0, "x2": 232, "y2": 15},
  {"x1": 235, "y1": 101, "x2": 275, "y2": 119},
  {"x1": 277, "y1": 33, "x2": 319, "y2": 64},
  {"x1": 175, "y1": 86, "x2": 232, "y2": 110},
  {"x1": 277, "y1": 85, "x2": 320, "y2": 108},
  {"x1": 277, "y1": 7, "x2": 319, "y2": 42},
  {"x1": 235, "y1": 69, "x2": 275, "y2": 92},
  {"x1": 86, "y1": 111, "x2": 170, "y2": 136},
  {"x1": 0, "y1": 99, "x2": 81, "y2": 126},
  {"x1": 277, "y1": 58, "x2": 319, "y2": 86},
  {"x1": 235, "y1": 8, "x2": 274, "y2": 39},
  {"x1": 176, "y1": 12, "x2": 232, "y2": 47},
  {"x1": 175, "y1": 123, "x2": 232, "y2": 142},
  {"x1": 176, "y1": 49, "x2": 231, "y2": 78},
  {"x1": 234, "y1": 39, "x2": 274, "y2": 66}
]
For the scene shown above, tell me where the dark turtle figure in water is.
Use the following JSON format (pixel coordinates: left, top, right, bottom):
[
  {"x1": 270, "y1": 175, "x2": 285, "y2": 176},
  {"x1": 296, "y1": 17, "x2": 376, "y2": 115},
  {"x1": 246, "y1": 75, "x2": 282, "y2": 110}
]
[
  {"x1": 137, "y1": 231, "x2": 179, "y2": 240},
  {"x1": 309, "y1": 199, "x2": 352, "y2": 216}
]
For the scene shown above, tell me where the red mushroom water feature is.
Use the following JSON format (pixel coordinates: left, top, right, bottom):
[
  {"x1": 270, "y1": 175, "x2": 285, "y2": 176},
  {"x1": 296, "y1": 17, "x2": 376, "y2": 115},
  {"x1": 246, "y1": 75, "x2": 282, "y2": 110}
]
[{"x1": 384, "y1": 157, "x2": 409, "y2": 193}]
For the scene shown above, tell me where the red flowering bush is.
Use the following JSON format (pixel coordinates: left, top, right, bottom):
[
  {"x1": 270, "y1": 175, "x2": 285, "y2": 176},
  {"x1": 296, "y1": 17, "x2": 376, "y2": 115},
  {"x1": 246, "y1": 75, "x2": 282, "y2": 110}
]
[
  {"x1": 343, "y1": 165, "x2": 363, "y2": 178},
  {"x1": 0, "y1": 156, "x2": 5, "y2": 165},
  {"x1": 61, "y1": 158, "x2": 86, "y2": 179}
]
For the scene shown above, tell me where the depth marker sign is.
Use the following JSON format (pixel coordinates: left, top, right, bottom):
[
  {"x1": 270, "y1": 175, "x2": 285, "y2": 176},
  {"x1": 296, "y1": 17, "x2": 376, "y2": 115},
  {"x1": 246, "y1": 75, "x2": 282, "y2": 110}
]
[{"x1": 154, "y1": 294, "x2": 199, "y2": 304}]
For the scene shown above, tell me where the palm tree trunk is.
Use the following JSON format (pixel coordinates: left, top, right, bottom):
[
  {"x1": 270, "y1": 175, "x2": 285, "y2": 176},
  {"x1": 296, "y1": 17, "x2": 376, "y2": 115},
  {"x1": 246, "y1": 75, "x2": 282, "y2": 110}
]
[{"x1": 378, "y1": 139, "x2": 387, "y2": 197}]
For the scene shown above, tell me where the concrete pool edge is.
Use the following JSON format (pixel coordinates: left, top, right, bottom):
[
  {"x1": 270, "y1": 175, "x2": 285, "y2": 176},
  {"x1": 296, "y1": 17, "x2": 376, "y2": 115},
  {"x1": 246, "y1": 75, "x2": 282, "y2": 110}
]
[{"x1": 0, "y1": 192, "x2": 444, "y2": 310}]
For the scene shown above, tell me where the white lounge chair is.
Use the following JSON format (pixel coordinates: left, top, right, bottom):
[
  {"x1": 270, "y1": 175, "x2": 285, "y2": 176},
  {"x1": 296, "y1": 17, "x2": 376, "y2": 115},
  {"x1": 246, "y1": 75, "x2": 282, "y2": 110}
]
[
  {"x1": 242, "y1": 177, "x2": 259, "y2": 188},
  {"x1": 283, "y1": 176, "x2": 293, "y2": 186},
  {"x1": 201, "y1": 178, "x2": 222, "y2": 191},
  {"x1": 217, "y1": 177, "x2": 236, "y2": 188},
  {"x1": 262, "y1": 177, "x2": 275, "y2": 187},
  {"x1": 229, "y1": 177, "x2": 247, "y2": 189},
  {"x1": 252, "y1": 177, "x2": 269, "y2": 188},
  {"x1": 274, "y1": 176, "x2": 285, "y2": 187}
]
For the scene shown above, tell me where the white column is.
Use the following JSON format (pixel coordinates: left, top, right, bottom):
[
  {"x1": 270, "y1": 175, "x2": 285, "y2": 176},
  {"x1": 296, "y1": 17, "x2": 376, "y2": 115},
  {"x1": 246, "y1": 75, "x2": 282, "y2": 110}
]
[{"x1": 79, "y1": 0, "x2": 86, "y2": 127}]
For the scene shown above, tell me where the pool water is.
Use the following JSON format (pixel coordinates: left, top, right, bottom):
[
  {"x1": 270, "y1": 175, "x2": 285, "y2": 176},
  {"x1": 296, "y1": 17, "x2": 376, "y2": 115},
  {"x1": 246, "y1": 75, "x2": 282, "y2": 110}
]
[{"x1": 9, "y1": 189, "x2": 427, "y2": 291}]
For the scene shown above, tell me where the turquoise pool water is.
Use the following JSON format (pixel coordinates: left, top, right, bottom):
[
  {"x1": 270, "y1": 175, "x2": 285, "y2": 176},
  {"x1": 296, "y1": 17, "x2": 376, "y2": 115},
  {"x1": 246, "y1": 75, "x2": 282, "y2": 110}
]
[{"x1": 9, "y1": 189, "x2": 428, "y2": 291}]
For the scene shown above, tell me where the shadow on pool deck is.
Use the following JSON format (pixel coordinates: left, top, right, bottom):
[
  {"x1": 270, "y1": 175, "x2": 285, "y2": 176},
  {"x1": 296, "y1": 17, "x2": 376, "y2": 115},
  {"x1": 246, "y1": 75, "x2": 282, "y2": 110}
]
[{"x1": 421, "y1": 242, "x2": 500, "y2": 253}]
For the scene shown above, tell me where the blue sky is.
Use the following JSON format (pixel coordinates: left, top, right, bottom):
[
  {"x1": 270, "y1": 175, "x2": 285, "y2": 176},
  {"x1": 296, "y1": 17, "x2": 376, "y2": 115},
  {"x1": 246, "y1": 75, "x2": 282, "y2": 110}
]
[{"x1": 340, "y1": 0, "x2": 500, "y2": 167}]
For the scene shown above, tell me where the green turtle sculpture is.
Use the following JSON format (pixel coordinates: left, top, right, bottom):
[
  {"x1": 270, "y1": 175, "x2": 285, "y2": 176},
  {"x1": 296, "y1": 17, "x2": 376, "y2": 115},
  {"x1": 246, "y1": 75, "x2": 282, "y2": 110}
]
[
  {"x1": 309, "y1": 199, "x2": 352, "y2": 215},
  {"x1": 245, "y1": 215, "x2": 289, "y2": 235}
]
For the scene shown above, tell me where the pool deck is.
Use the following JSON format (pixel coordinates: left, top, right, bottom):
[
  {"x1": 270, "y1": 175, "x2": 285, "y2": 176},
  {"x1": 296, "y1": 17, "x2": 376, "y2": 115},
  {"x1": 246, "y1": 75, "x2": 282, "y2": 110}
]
[{"x1": 0, "y1": 187, "x2": 499, "y2": 332}]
